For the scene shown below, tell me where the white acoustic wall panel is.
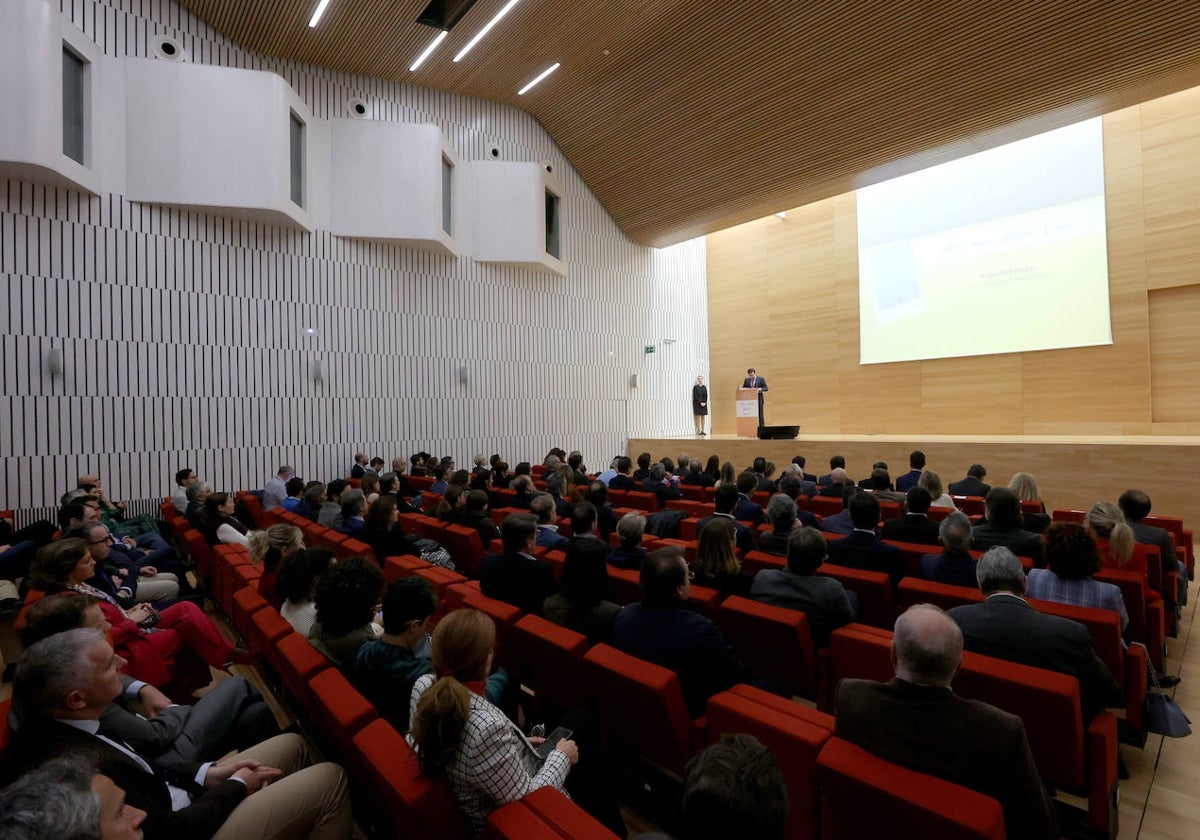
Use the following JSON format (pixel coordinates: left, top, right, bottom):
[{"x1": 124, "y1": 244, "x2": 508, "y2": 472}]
[
  {"x1": 470, "y1": 161, "x2": 566, "y2": 276},
  {"x1": 329, "y1": 120, "x2": 459, "y2": 255},
  {"x1": 124, "y1": 59, "x2": 318, "y2": 230},
  {"x1": 0, "y1": 0, "x2": 708, "y2": 521},
  {"x1": 0, "y1": 0, "x2": 107, "y2": 194}
]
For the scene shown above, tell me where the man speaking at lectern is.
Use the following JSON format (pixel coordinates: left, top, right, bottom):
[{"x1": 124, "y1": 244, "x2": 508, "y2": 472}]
[{"x1": 743, "y1": 368, "x2": 768, "y2": 426}]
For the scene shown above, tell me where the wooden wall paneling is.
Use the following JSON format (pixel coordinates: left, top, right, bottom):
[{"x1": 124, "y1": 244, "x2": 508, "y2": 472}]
[
  {"x1": 918, "y1": 354, "x2": 1023, "y2": 435},
  {"x1": 1149, "y1": 285, "x2": 1200, "y2": 422},
  {"x1": 1140, "y1": 87, "x2": 1200, "y2": 292}
]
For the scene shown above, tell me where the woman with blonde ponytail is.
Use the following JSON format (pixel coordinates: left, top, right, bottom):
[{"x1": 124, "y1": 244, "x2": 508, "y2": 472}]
[
  {"x1": 409, "y1": 609, "x2": 578, "y2": 835},
  {"x1": 1085, "y1": 501, "x2": 1136, "y2": 569}
]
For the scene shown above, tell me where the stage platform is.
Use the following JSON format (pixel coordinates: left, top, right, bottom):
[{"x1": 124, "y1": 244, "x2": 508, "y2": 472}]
[{"x1": 628, "y1": 434, "x2": 1200, "y2": 530}]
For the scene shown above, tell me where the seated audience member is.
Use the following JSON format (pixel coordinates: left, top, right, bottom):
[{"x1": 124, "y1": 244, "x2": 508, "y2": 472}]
[
  {"x1": 812, "y1": 486, "x2": 852, "y2": 537},
  {"x1": 694, "y1": 518, "x2": 753, "y2": 598},
  {"x1": 309, "y1": 556, "x2": 384, "y2": 670},
  {"x1": 1087, "y1": 501, "x2": 1169, "y2": 612},
  {"x1": 609, "y1": 512, "x2": 648, "y2": 569},
  {"x1": 584, "y1": 482, "x2": 618, "y2": 540},
  {"x1": 950, "y1": 546, "x2": 1127, "y2": 716},
  {"x1": 867, "y1": 467, "x2": 906, "y2": 505},
  {"x1": 279, "y1": 477, "x2": 307, "y2": 513},
  {"x1": 336, "y1": 488, "x2": 368, "y2": 534},
  {"x1": 250, "y1": 523, "x2": 306, "y2": 608},
  {"x1": 409, "y1": 452, "x2": 429, "y2": 477},
  {"x1": 1026, "y1": 523, "x2": 1129, "y2": 633},
  {"x1": 682, "y1": 459, "x2": 716, "y2": 488},
  {"x1": 359, "y1": 474, "x2": 381, "y2": 504},
  {"x1": 836, "y1": 604, "x2": 1057, "y2": 840},
  {"x1": 350, "y1": 452, "x2": 369, "y2": 478},
  {"x1": 642, "y1": 463, "x2": 683, "y2": 505},
  {"x1": 817, "y1": 467, "x2": 853, "y2": 499},
  {"x1": 409, "y1": 610, "x2": 581, "y2": 837},
  {"x1": 678, "y1": 735, "x2": 789, "y2": 840},
  {"x1": 632, "y1": 452, "x2": 653, "y2": 483},
  {"x1": 197, "y1": 492, "x2": 251, "y2": 548},
  {"x1": 608, "y1": 456, "x2": 637, "y2": 490},
  {"x1": 774, "y1": 474, "x2": 821, "y2": 526},
  {"x1": 531, "y1": 494, "x2": 570, "y2": 551},
  {"x1": 880, "y1": 487, "x2": 941, "y2": 545},
  {"x1": 733, "y1": 473, "x2": 766, "y2": 525},
  {"x1": 545, "y1": 538, "x2": 622, "y2": 644},
  {"x1": 718, "y1": 461, "x2": 736, "y2": 485},
  {"x1": 299, "y1": 481, "x2": 327, "y2": 520},
  {"x1": 3, "y1": 628, "x2": 352, "y2": 838},
  {"x1": 360, "y1": 495, "x2": 420, "y2": 560},
  {"x1": 0, "y1": 757, "x2": 153, "y2": 840},
  {"x1": 894, "y1": 450, "x2": 926, "y2": 492},
  {"x1": 184, "y1": 480, "x2": 209, "y2": 527},
  {"x1": 27, "y1": 540, "x2": 237, "y2": 698},
  {"x1": 949, "y1": 463, "x2": 991, "y2": 498},
  {"x1": 695, "y1": 483, "x2": 756, "y2": 552},
  {"x1": 1009, "y1": 472, "x2": 1051, "y2": 532},
  {"x1": 567, "y1": 450, "x2": 590, "y2": 485},
  {"x1": 429, "y1": 464, "x2": 450, "y2": 495},
  {"x1": 790, "y1": 455, "x2": 817, "y2": 483},
  {"x1": 368, "y1": 456, "x2": 386, "y2": 475},
  {"x1": 750, "y1": 527, "x2": 855, "y2": 647},
  {"x1": 171, "y1": 468, "x2": 195, "y2": 514},
  {"x1": 920, "y1": 511, "x2": 978, "y2": 588},
  {"x1": 917, "y1": 469, "x2": 956, "y2": 510},
  {"x1": 611, "y1": 547, "x2": 750, "y2": 716},
  {"x1": 481, "y1": 514, "x2": 558, "y2": 616},
  {"x1": 972, "y1": 487, "x2": 1045, "y2": 566},
  {"x1": 1119, "y1": 489, "x2": 1183, "y2": 609},
  {"x1": 545, "y1": 474, "x2": 576, "y2": 519},
  {"x1": 566, "y1": 502, "x2": 610, "y2": 553},
  {"x1": 757, "y1": 494, "x2": 799, "y2": 556},
  {"x1": 827, "y1": 492, "x2": 905, "y2": 587},
  {"x1": 595, "y1": 455, "x2": 620, "y2": 486},
  {"x1": 20, "y1": 593, "x2": 277, "y2": 776},
  {"x1": 751, "y1": 457, "x2": 775, "y2": 492},
  {"x1": 490, "y1": 458, "x2": 511, "y2": 490},
  {"x1": 509, "y1": 474, "x2": 537, "y2": 508},
  {"x1": 856, "y1": 461, "x2": 888, "y2": 489},
  {"x1": 262, "y1": 464, "x2": 294, "y2": 510},
  {"x1": 817, "y1": 455, "x2": 846, "y2": 487},
  {"x1": 62, "y1": 521, "x2": 181, "y2": 606},
  {"x1": 317, "y1": 480, "x2": 348, "y2": 529},
  {"x1": 700, "y1": 454, "x2": 721, "y2": 482},
  {"x1": 276, "y1": 547, "x2": 336, "y2": 638}
]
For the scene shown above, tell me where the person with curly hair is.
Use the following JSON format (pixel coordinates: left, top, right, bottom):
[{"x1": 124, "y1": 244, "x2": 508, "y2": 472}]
[
  {"x1": 1026, "y1": 522, "x2": 1128, "y2": 633},
  {"x1": 308, "y1": 556, "x2": 384, "y2": 670}
]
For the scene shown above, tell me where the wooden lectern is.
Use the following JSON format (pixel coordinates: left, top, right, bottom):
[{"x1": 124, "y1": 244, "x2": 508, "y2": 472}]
[{"x1": 735, "y1": 388, "x2": 761, "y2": 437}]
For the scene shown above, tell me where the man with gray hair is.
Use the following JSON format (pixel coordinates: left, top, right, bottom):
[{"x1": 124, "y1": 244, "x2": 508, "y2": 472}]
[
  {"x1": 609, "y1": 512, "x2": 648, "y2": 569},
  {"x1": 756, "y1": 494, "x2": 801, "y2": 556},
  {"x1": 0, "y1": 757, "x2": 146, "y2": 840},
  {"x1": 836, "y1": 604, "x2": 1057, "y2": 840},
  {"x1": 948, "y1": 546, "x2": 1122, "y2": 721},
  {"x1": 919, "y1": 511, "x2": 978, "y2": 588},
  {"x1": 261, "y1": 465, "x2": 294, "y2": 510},
  {"x1": 2, "y1": 628, "x2": 352, "y2": 839}
]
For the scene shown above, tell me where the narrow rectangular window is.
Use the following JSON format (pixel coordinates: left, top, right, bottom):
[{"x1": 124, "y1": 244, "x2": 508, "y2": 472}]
[
  {"x1": 545, "y1": 189, "x2": 560, "y2": 259},
  {"x1": 441, "y1": 156, "x2": 453, "y2": 236},
  {"x1": 289, "y1": 112, "x2": 305, "y2": 207},
  {"x1": 62, "y1": 46, "x2": 87, "y2": 165}
]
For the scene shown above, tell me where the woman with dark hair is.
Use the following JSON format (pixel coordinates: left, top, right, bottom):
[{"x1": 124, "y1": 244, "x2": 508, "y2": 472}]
[
  {"x1": 26, "y1": 539, "x2": 238, "y2": 697},
  {"x1": 492, "y1": 460, "x2": 511, "y2": 490},
  {"x1": 1027, "y1": 522, "x2": 1128, "y2": 633},
  {"x1": 276, "y1": 546, "x2": 336, "y2": 637},
  {"x1": 409, "y1": 609, "x2": 578, "y2": 836},
  {"x1": 544, "y1": 539, "x2": 622, "y2": 643},
  {"x1": 694, "y1": 517, "x2": 752, "y2": 598},
  {"x1": 249, "y1": 523, "x2": 305, "y2": 607},
  {"x1": 197, "y1": 491, "x2": 250, "y2": 548},
  {"x1": 309, "y1": 556, "x2": 384, "y2": 669},
  {"x1": 433, "y1": 484, "x2": 466, "y2": 523},
  {"x1": 719, "y1": 461, "x2": 736, "y2": 485},
  {"x1": 704, "y1": 454, "x2": 721, "y2": 481},
  {"x1": 359, "y1": 474, "x2": 381, "y2": 504},
  {"x1": 362, "y1": 495, "x2": 424, "y2": 561}
]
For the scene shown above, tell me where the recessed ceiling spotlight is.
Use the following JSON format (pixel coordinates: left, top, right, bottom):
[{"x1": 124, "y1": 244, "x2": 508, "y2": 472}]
[
  {"x1": 308, "y1": 0, "x2": 333, "y2": 28},
  {"x1": 453, "y1": 0, "x2": 520, "y2": 62},
  {"x1": 518, "y1": 62, "x2": 560, "y2": 95},
  {"x1": 410, "y1": 30, "x2": 448, "y2": 71}
]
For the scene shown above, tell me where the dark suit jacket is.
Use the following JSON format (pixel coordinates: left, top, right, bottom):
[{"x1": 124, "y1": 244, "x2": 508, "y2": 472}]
[
  {"x1": 920, "y1": 549, "x2": 978, "y2": 588},
  {"x1": 818, "y1": 482, "x2": 849, "y2": 499},
  {"x1": 1128, "y1": 518, "x2": 1178, "y2": 573},
  {"x1": 835, "y1": 678, "x2": 1057, "y2": 840},
  {"x1": 821, "y1": 510, "x2": 854, "y2": 535},
  {"x1": 895, "y1": 469, "x2": 923, "y2": 492},
  {"x1": 881, "y1": 513, "x2": 941, "y2": 546},
  {"x1": 948, "y1": 476, "x2": 991, "y2": 497},
  {"x1": 742, "y1": 376, "x2": 768, "y2": 391},
  {"x1": 607, "y1": 545, "x2": 646, "y2": 569},
  {"x1": 535, "y1": 526, "x2": 570, "y2": 551},
  {"x1": 350, "y1": 463, "x2": 366, "y2": 478},
  {"x1": 2, "y1": 718, "x2": 247, "y2": 840},
  {"x1": 750, "y1": 569, "x2": 855, "y2": 647},
  {"x1": 971, "y1": 521, "x2": 1044, "y2": 566},
  {"x1": 480, "y1": 551, "x2": 558, "y2": 616},
  {"x1": 948, "y1": 594, "x2": 1122, "y2": 722},
  {"x1": 641, "y1": 478, "x2": 683, "y2": 504},
  {"x1": 733, "y1": 496, "x2": 765, "y2": 527},
  {"x1": 608, "y1": 474, "x2": 637, "y2": 491},
  {"x1": 827, "y1": 531, "x2": 905, "y2": 587}
]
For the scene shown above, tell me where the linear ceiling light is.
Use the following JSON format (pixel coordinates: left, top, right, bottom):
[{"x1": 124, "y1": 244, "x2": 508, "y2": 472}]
[
  {"x1": 518, "y1": 62, "x2": 560, "y2": 95},
  {"x1": 410, "y1": 30, "x2": 449, "y2": 71},
  {"x1": 308, "y1": 0, "x2": 333, "y2": 28},
  {"x1": 453, "y1": 0, "x2": 520, "y2": 62}
]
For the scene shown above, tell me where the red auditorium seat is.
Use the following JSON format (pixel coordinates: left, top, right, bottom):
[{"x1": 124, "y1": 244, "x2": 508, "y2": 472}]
[
  {"x1": 462, "y1": 590, "x2": 522, "y2": 672},
  {"x1": 520, "y1": 787, "x2": 623, "y2": 839},
  {"x1": 706, "y1": 685, "x2": 833, "y2": 840},
  {"x1": 513, "y1": 614, "x2": 591, "y2": 712},
  {"x1": 1094, "y1": 567, "x2": 1165, "y2": 670},
  {"x1": 952, "y1": 495, "x2": 987, "y2": 516},
  {"x1": 238, "y1": 493, "x2": 266, "y2": 528},
  {"x1": 808, "y1": 496, "x2": 844, "y2": 517},
  {"x1": 606, "y1": 566, "x2": 643, "y2": 605},
  {"x1": 382, "y1": 554, "x2": 427, "y2": 583},
  {"x1": 182, "y1": 528, "x2": 216, "y2": 585},
  {"x1": 247, "y1": 607, "x2": 292, "y2": 662},
  {"x1": 584, "y1": 644, "x2": 704, "y2": 775},
  {"x1": 439, "y1": 524, "x2": 486, "y2": 577},
  {"x1": 274, "y1": 631, "x2": 331, "y2": 720},
  {"x1": 926, "y1": 505, "x2": 954, "y2": 522},
  {"x1": 816, "y1": 564, "x2": 894, "y2": 628},
  {"x1": 817, "y1": 737, "x2": 1006, "y2": 840},
  {"x1": 716, "y1": 596, "x2": 817, "y2": 698},
  {"x1": 740, "y1": 550, "x2": 786, "y2": 576},
  {"x1": 308, "y1": 667, "x2": 379, "y2": 761},
  {"x1": 230, "y1": 584, "x2": 269, "y2": 640},
  {"x1": 484, "y1": 802, "x2": 565, "y2": 840}
]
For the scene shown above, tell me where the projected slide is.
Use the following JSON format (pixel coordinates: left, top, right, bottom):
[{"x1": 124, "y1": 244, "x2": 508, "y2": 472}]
[{"x1": 857, "y1": 118, "x2": 1112, "y2": 365}]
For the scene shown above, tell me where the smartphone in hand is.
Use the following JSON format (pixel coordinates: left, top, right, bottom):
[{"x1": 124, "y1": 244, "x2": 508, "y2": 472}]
[{"x1": 536, "y1": 726, "x2": 573, "y2": 759}]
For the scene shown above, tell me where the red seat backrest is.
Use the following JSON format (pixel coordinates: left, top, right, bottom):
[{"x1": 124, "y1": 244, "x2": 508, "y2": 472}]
[
  {"x1": 896, "y1": 577, "x2": 983, "y2": 613},
  {"x1": 816, "y1": 563, "x2": 894, "y2": 628},
  {"x1": 717, "y1": 596, "x2": 816, "y2": 697},
  {"x1": 513, "y1": 614, "x2": 591, "y2": 712}
]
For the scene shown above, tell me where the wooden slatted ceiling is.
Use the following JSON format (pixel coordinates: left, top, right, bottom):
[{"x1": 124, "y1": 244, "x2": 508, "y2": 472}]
[{"x1": 178, "y1": 0, "x2": 1200, "y2": 247}]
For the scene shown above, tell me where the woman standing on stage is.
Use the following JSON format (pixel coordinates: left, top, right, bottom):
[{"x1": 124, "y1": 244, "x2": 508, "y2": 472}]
[{"x1": 692, "y1": 375, "x2": 709, "y2": 436}]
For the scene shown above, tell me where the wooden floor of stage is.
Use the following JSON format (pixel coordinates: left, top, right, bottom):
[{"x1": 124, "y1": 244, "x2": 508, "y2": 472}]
[{"x1": 628, "y1": 433, "x2": 1200, "y2": 527}]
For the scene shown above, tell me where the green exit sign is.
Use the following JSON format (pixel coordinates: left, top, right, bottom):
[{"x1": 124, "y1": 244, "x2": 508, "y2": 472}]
[{"x1": 644, "y1": 345, "x2": 655, "y2": 354}]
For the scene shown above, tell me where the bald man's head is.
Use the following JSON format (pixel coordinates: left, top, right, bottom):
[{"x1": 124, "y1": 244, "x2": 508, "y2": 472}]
[
  {"x1": 830, "y1": 467, "x2": 848, "y2": 486},
  {"x1": 892, "y1": 604, "x2": 963, "y2": 687}
]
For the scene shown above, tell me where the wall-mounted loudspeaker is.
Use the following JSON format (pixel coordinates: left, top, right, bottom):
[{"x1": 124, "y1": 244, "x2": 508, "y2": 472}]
[
  {"x1": 151, "y1": 35, "x2": 187, "y2": 62},
  {"x1": 46, "y1": 347, "x2": 64, "y2": 377},
  {"x1": 458, "y1": 366, "x2": 468, "y2": 385},
  {"x1": 544, "y1": 163, "x2": 554, "y2": 173},
  {"x1": 488, "y1": 146, "x2": 501, "y2": 159},
  {"x1": 347, "y1": 97, "x2": 369, "y2": 118}
]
